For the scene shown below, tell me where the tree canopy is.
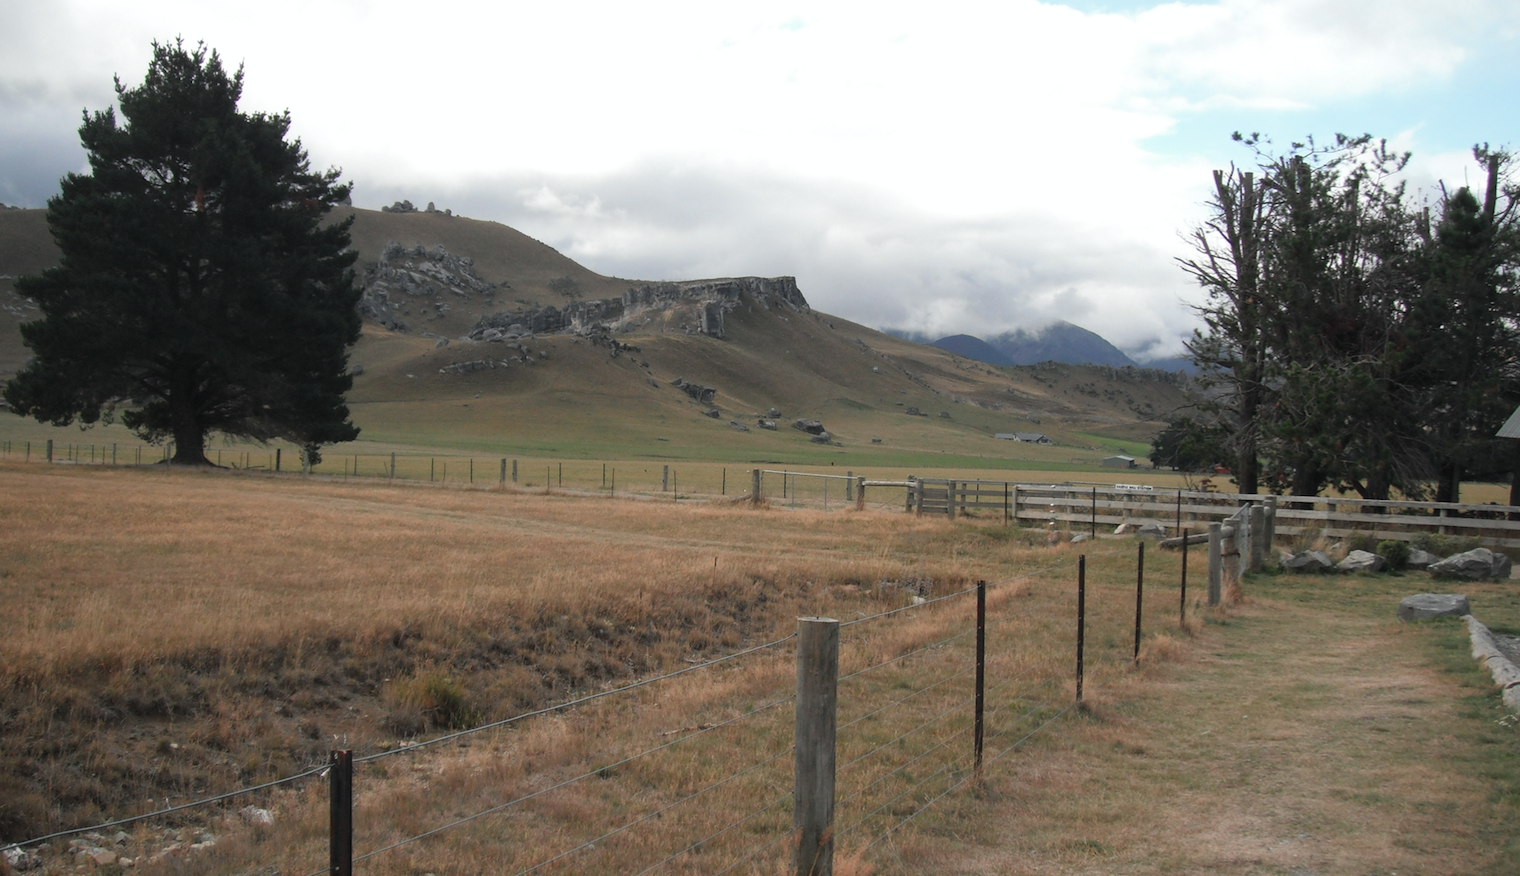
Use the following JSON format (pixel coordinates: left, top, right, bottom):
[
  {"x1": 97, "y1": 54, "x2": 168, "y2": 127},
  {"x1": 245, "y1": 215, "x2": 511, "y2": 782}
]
[
  {"x1": 1170, "y1": 134, "x2": 1520, "y2": 502},
  {"x1": 3, "y1": 39, "x2": 361, "y2": 465}
]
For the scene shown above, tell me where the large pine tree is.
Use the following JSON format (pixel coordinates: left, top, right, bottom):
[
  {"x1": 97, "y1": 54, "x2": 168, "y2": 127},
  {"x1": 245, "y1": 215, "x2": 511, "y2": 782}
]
[{"x1": 3, "y1": 40, "x2": 361, "y2": 465}]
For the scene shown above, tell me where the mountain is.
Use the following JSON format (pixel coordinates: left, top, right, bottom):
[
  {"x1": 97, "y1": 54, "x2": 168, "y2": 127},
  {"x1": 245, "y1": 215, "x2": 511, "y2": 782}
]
[
  {"x1": 0, "y1": 207, "x2": 1189, "y2": 459},
  {"x1": 989, "y1": 321, "x2": 1138, "y2": 368},
  {"x1": 931, "y1": 334, "x2": 1014, "y2": 366}
]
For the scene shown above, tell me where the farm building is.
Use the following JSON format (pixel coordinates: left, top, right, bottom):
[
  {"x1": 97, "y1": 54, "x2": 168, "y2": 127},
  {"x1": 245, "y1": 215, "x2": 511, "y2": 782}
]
[
  {"x1": 1102, "y1": 455, "x2": 1136, "y2": 468},
  {"x1": 994, "y1": 432, "x2": 1053, "y2": 444}
]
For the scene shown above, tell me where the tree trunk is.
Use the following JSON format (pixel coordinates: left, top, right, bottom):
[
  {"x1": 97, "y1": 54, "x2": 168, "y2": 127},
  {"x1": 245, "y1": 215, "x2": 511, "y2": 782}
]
[
  {"x1": 1435, "y1": 460, "x2": 1461, "y2": 505},
  {"x1": 169, "y1": 365, "x2": 209, "y2": 465},
  {"x1": 1508, "y1": 442, "x2": 1520, "y2": 520}
]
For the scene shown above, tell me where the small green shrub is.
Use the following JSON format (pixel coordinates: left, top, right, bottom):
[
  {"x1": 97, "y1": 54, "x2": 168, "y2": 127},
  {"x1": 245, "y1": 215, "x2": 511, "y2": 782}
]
[
  {"x1": 384, "y1": 671, "x2": 480, "y2": 734},
  {"x1": 1411, "y1": 532, "x2": 1483, "y2": 557},
  {"x1": 1347, "y1": 531, "x2": 1380, "y2": 554},
  {"x1": 1376, "y1": 539, "x2": 1411, "y2": 571}
]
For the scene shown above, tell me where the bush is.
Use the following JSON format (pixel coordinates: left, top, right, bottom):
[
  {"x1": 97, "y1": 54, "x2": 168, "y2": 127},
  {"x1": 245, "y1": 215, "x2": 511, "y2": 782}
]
[
  {"x1": 384, "y1": 671, "x2": 480, "y2": 734},
  {"x1": 1347, "y1": 531, "x2": 1381, "y2": 554},
  {"x1": 1410, "y1": 532, "x2": 1483, "y2": 558},
  {"x1": 1376, "y1": 539, "x2": 1411, "y2": 571}
]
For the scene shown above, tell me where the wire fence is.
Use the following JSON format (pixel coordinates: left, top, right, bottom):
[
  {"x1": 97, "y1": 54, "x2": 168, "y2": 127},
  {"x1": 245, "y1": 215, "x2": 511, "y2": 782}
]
[{"x1": 2, "y1": 544, "x2": 1186, "y2": 875}]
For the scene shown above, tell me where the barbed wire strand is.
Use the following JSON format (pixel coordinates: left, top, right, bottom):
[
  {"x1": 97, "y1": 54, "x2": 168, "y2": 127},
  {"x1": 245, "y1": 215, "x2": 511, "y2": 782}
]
[
  {"x1": 861, "y1": 701, "x2": 1075, "y2": 854},
  {"x1": 838, "y1": 748, "x2": 973, "y2": 840},
  {"x1": 838, "y1": 662, "x2": 976, "y2": 734},
  {"x1": 836, "y1": 720, "x2": 974, "y2": 812},
  {"x1": 503, "y1": 747, "x2": 794, "y2": 876},
  {"x1": 356, "y1": 632, "x2": 797, "y2": 764},
  {"x1": 710, "y1": 825, "x2": 795, "y2": 876},
  {"x1": 3, "y1": 764, "x2": 328, "y2": 853},
  {"x1": 623, "y1": 787, "x2": 793, "y2": 876},
  {"x1": 350, "y1": 695, "x2": 795, "y2": 865},
  {"x1": 837, "y1": 690, "x2": 975, "y2": 778},
  {"x1": 839, "y1": 582, "x2": 978, "y2": 628},
  {"x1": 838, "y1": 628, "x2": 975, "y2": 683}
]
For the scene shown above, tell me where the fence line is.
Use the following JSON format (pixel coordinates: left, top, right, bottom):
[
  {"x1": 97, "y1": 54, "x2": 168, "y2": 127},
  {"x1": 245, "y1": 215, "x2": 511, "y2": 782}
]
[{"x1": 4, "y1": 547, "x2": 1190, "y2": 875}]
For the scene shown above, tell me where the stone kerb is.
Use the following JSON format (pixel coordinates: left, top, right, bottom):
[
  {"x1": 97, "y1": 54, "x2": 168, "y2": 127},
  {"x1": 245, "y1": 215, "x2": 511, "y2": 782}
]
[{"x1": 1465, "y1": 615, "x2": 1520, "y2": 713}]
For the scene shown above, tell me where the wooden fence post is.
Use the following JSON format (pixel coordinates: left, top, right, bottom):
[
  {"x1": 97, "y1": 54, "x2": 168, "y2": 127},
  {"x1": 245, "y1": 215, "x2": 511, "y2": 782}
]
[
  {"x1": 1248, "y1": 504, "x2": 1266, "y2": 572},
  {"x1": 500, "y1": 458, "x2": 507, "y2": 486},
  {"x1": 512, "y1": 459, "x2": 518, "y2": 484},
  {"x1": 795, "y1": 617, "x2": 839, "y2": 876},
  {"x1": 329, "y1": 749, "x2": 353, "y2": 876},
  {"x1": 46, "y1": 439, "x2": 53, "y2": 463},
  {"x1": 662, "y1": 465, "x2": 669, "y2": 492},
  {"x1": 1263, "y1": 496, "x2": 1277, "y2": 553},
  {"x1": 845, "y1": 472, "x2": 853, "y2": 502},
  {"x1": 752, "y1": 468, "x2": 762, "y2": 506},
  {"x1": 1207, "y1": 522, "x2": 1222, "y2": 606},
  {"x1": 855, "y1": 477, "x2": 865, "y2": 512},
  {"x1": 947, "y1": 480, "x2": 958, "y2": 518},
  {"x1": 389, "y1": 452, "x2": 395, "y2": 479}
]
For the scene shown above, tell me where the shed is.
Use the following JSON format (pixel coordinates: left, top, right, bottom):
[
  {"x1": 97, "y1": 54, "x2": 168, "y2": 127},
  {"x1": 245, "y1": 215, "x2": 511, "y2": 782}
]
[
  {"x1": 1102, "y1": 455, "x2": 1136, "y2": 469},
  {"x1": 1011, "y1": 432, "x2": 1052, "y2": 444},
  {"x1": 1499, "y1": 404, "x2": 1520, "y2": 438}
]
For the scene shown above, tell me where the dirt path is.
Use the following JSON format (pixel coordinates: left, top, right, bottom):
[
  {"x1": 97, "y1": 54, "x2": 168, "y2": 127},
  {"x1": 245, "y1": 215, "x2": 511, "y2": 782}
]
[{"x1": 913, "y1": 584, "x2": 1520, "y2": 876}]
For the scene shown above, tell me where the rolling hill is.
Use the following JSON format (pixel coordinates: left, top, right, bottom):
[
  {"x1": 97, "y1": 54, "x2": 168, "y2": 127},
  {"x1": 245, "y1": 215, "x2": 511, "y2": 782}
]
[{"x1": 0, "y1": 206, "x2": 1189, "y2": 465}]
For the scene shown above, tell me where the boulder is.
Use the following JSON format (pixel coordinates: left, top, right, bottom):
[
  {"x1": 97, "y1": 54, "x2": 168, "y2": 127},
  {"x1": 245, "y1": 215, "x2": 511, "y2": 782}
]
[
  {"x1": 241, "y1": 805, "x2": 275, "y2": 826},
  {"x1": 1281, "y1": 550, "x2": 1334, "y2": 572},
  {"x1": 768, "y1": 407, "x2": 781, "y2": 418},
  {"x1": 728, "y1": 421, "x2": 749, "y2": 432},
  {"x1": 1407, "y1": 548, "x2": 1441, "y2": 570},
  {"x1": 1496, "y1": 552, "x2": 1514, "y2": 579},
  {"x1": 1136, "y1": 523, "x2": 1168, "y2": 539},
  {"x1": 756, "y1": 419, "x2": 778, "y2": 430},
  {"x1": 703, "y1": 409, "x2": 721, "y2": 419},
  {"x1": 1070, "y1": 533, "x2": 1089, "y2": 544},
  {"x1": 939, "y1": 411, "x2": 951, "y2": 418},
  {"x1": 1429, "y1": 548, "x2": 1502, "y2": 580},
  {"x1": 1397, "y1": 593, "x2": 1471, "y2": 621},
  {"x1": 809, "y1": 431, "x2": 833, "y2": 443},
  {"x1": 1336, "y1": 550, "x2": 1386, "y2": 573},
  {"x1": 792, "y1": 419, "x2": 826, "y2": 435},
  {"x1": 871, "y1": 437, "x2": 882, "y2": 443}
]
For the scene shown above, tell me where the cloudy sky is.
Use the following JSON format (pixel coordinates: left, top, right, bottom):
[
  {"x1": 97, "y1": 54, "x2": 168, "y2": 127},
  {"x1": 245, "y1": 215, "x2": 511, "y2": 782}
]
[{"x1": 3, "y1": 1, "x2": 1517, "y2": 360}]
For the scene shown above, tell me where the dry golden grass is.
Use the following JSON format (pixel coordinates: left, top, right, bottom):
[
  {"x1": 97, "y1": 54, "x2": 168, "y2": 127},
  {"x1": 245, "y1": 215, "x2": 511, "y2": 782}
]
[{"x1": 1, "y1": 458, "x2": 1182, "y2": 875}]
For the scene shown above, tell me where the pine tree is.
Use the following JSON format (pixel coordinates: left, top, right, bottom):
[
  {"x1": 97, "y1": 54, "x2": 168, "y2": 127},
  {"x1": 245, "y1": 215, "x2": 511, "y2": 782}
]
[{"x1": 3, "y1": 40, "x2": 361, "y2": 464}]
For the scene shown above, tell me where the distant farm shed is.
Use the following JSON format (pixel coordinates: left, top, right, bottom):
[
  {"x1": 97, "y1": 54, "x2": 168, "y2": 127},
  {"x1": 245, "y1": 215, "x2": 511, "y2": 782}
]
[
  {"x1": 994, "y1": 432, "x2": 1053, "y2": 445},
  {"x1": 1102, "y1": 455, "x2": 1137, "y2": 469},
  {"x1": 1498, "y1": 404, "x2": 1520, "y2": 438}
]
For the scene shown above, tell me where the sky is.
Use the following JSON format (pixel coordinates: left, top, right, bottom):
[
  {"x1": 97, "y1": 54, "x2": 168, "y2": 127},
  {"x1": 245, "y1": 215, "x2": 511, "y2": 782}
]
[{"x1": 2, "y1": 1, "x2": 1518, "y2": 361}]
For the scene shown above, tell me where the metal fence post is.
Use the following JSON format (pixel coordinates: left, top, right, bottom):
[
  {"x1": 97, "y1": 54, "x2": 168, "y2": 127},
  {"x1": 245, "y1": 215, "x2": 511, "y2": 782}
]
[
  {"x1": 795, "y1": 617, "x2": 839, "y2": 876},
  {"x1": 1076, "y1": 556, "x2": 1087, "y2": 703},
  {"x1": 1180, "y1": 528, "x2": 1189, "y2": 626},
  {"x1": 1133, "y1": 541, "x2": 1144, "y2": 665},
  {"x1": 974, "y1": 581, "x2": 986, "y2": 778},
  {"x1": 329, "y1": 749, "x2": 353, "y2": 876},
  {"x1": 275, "y1": 448, "x2": 281, "y2": 472},
  {"x1": 1207, "y1": 522, "x2": 1222, "y2": 606}
]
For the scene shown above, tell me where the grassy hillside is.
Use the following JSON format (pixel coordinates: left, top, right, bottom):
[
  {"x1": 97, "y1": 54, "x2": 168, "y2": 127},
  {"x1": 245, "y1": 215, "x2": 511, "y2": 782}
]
[{"x1": 0, "y1": 207, "x2": 1189, "y2": 467}]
